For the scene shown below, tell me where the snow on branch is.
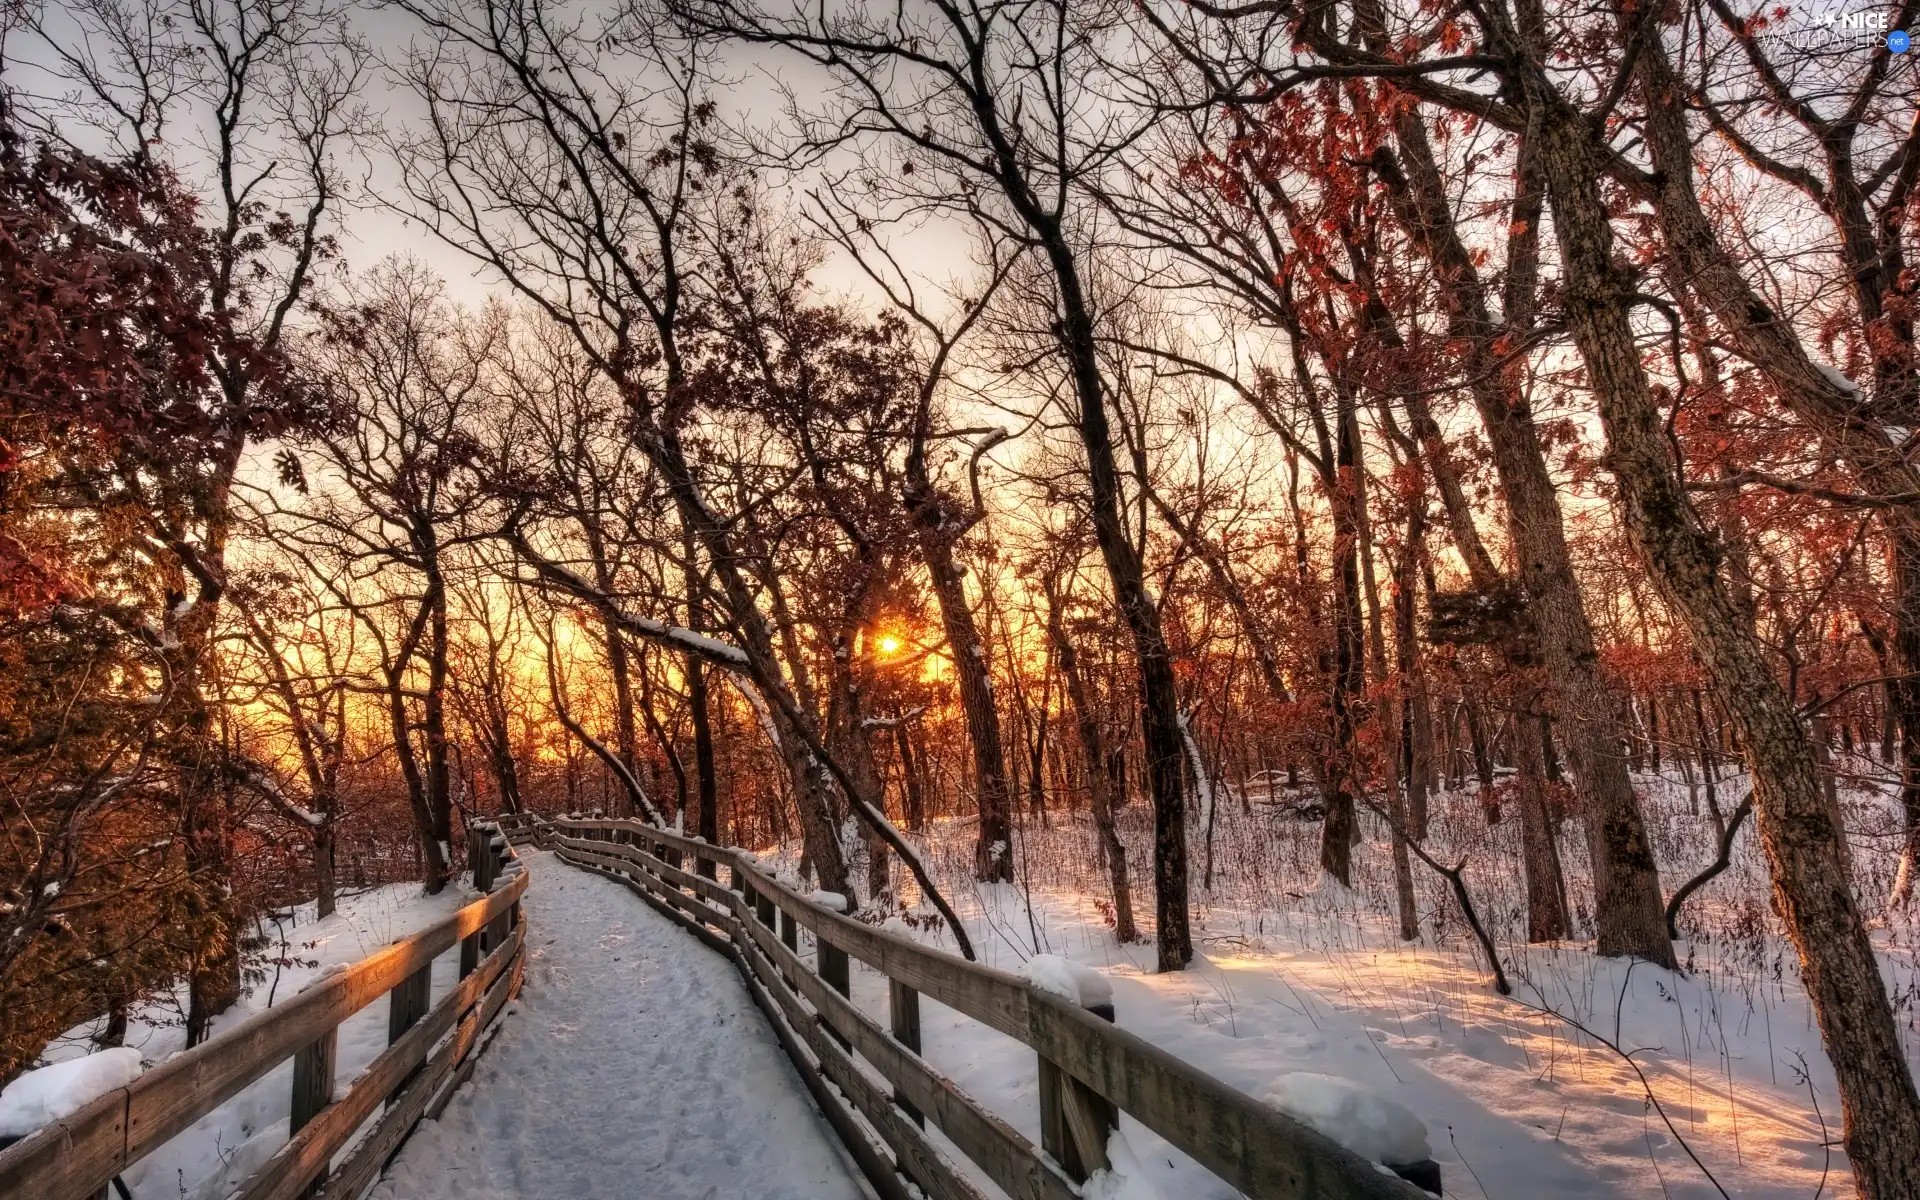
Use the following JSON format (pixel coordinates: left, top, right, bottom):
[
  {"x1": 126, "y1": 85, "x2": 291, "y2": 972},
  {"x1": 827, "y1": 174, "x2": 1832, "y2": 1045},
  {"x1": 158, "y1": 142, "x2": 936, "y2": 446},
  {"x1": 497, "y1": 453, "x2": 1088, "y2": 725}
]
[
  {"x1": 542, "y1": 630, "x2": 666, "y2": 828},
  {"x1": 506, "y1": 526, "x2": 977, "y2": 960},
  {"x1": 506, "y1": 533, "x2": 751, "y2": 669},
  {"x1": 861, "y1": 706, "x2": 925, "y2": 731},
  {"x1": 234, "y1": 759, "x2": 326, "y2": 828},
  {"x1": 1177, "y1": 709, "x2": 1214, "y2": 840},
  {"x1": 566, "y1": 716, "x2": 665, "y2": 828},
  {"x1": 732, "y1": 678, "x2": 785, "y2": 754}
]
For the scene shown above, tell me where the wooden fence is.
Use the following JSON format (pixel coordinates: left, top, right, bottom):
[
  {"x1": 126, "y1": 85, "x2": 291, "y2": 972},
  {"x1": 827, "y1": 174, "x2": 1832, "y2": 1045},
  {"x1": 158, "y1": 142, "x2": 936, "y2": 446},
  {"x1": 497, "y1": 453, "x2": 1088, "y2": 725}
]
[
  {"x1": 0, "y1": 826, "x2": 529, "y2": 1200},
  {"x1": 526, "y1": 814, "x2": 1438, "y2": 1200}
]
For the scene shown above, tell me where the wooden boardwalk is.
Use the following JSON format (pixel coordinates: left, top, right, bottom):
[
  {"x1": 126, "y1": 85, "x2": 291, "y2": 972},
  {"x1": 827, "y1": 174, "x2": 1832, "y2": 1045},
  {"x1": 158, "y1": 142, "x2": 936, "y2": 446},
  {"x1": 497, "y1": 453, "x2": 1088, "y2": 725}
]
[
  {"x1": 0, "y1": 815, "x2": 1443, "y2": 1200},
  {"x1": 363, "y1": 857, "x2": 865, "y2": 1199},
  {"x1": 538, "y1": 815, "x2": 1440, "y2": 1200}
]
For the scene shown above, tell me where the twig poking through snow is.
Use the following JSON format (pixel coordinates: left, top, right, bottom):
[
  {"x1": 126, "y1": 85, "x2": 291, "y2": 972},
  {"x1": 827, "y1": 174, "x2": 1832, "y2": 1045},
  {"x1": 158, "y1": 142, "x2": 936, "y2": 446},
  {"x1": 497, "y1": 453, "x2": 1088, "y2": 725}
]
[{"x1": 1664, "y1": 792, "x2": 1755, "y2": 938}]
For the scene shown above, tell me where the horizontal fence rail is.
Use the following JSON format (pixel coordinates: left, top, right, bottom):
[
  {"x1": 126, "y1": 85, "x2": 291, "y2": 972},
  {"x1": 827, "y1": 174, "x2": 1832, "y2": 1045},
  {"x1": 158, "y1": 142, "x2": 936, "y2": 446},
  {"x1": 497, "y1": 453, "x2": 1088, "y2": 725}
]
[
  {"x1": 0, "y1": 828, "x2": 529, "y2": 1200},
  {"x1": 536, "y1": 815, "x2": 1437, "y2": 1200}
]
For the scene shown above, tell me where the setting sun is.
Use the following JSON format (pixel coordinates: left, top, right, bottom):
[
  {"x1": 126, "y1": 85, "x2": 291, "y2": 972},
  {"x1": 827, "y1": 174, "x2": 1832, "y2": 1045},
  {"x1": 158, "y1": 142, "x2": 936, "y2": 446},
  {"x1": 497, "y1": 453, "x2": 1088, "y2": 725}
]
[{"x1": 877, "y1": 635, "x2": 902, "y2": 655}]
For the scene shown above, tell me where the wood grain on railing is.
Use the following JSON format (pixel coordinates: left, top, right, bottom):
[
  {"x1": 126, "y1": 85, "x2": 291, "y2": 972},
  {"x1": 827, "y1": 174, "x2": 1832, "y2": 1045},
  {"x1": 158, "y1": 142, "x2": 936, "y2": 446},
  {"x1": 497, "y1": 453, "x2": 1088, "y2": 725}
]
[
  {"x1": 0, "y1": 829, "x2": 529, "y2": 1200},
  {"x1": 540, "y1": 815, "x2": 1436, "y2": 1200}
]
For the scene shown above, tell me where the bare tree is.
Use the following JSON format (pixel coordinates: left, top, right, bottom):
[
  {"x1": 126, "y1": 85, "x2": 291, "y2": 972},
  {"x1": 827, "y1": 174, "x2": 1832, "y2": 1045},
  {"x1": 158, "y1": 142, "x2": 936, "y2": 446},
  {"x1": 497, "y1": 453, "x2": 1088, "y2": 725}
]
[
  {"x1": 281, "y1": 261, "x2": 503, "y2": 893},
  {"x1": 676, "y1": 0, "x2": 1198, "y2": 969},
  {"x1": 225, "y1": 561, "x2": 354, "y2": 917},
  {"x1": 13, "y1": 0, "x2": 367, "y2": 1040},
  {"x1": 385, "y1": 1, "x2": 862, "y2": 900}
]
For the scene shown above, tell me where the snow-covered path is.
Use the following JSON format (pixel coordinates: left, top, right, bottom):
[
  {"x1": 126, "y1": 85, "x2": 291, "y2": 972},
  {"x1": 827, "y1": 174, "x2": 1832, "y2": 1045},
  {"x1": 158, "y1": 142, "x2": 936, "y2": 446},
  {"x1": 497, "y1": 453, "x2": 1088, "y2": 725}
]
[{"x1": 367, "y1": 853, "x2": 868, "y2": 1200}]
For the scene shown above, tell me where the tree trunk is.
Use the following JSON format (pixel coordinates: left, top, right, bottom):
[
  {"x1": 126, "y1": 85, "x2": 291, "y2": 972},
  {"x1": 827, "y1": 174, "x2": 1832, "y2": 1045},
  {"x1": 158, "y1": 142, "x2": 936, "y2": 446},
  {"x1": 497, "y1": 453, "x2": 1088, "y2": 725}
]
[
  {"x1": 1049, "y1": 589, "x2": 1138, "y2": 944},
  {"x1": 1388, "y1": 779, "x2": 1419, "y2": 942},
  {"x1": 1390, "y1": 488, "x2": 1430, "y2": 938},
  {"x1": 421, "y1": 558, "x2": 456, "y2": 886},
  {"x1": 1028, "y1": 700, "x2": 1050, "y2": 824},
  {"x1": 183, "y1": 793, "x2": 239, "y2": 1048},
  {"x1": 1319, "y1": 409, "x2": 1367, "y2": 884},
  {"x1": 689, "y1": 654, "x2": 719, "y2": 871},
  {"x1": 1810, "y1": 710, "x2": 1852, "y2": 881},
  {"x1": 1691, "y1": 690, "x2": 1727, "y2": 841},
  {"x1": 1060, "y1": 315, "x2": 1192, "y2": 967},
  {"x1": 906, "y1": 512, "x2": 1016, "y2": 882},
  {"x1": 1391, "y1": 462, "x2": 1433, "y2": 844},
  {"x1": 1411, "y1": 684, "x2": 1437, "y2": 829},
  {"x1": 1514, "y1": 707, "x2": 1569, "y2": 941},
  {"x1": 313, "y1": 823, "x2": 337, "y2": 921},
  {"x1": 386, "y1": 662, "x2": 450, "y2": 894},
  {"x1": 486, "y1": 709, "x2": 523, "y2": 817},
  {"x1": 1467, "y1": 702, "x2": 1498, "y2": 820},
  {"x1": 895, "y1": 723, "x2": 927, "y2": 832},
  {"x1": 586, "y1": 522, "x2": 642, "y2": 817},
  {"x1": 1871, "y1": 598, "x2": 1920, "y2": 909},
  {"x1": 682, "y1": 538, "x2": 720, "y2": 874},
  {"x1": 826, "y1": 583, "x2": 891, "y2": 906}
]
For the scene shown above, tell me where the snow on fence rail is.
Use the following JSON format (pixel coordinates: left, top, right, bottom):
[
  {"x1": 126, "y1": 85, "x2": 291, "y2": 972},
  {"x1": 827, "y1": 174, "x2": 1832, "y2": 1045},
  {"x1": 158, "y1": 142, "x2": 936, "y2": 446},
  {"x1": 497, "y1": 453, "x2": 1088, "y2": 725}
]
[
  {"x1": 532, "y1": 815, "x2": 1439, "y2": 1200},
  {"x1": 0, "y1": 829, "x2": 528, "y2": 1200}
]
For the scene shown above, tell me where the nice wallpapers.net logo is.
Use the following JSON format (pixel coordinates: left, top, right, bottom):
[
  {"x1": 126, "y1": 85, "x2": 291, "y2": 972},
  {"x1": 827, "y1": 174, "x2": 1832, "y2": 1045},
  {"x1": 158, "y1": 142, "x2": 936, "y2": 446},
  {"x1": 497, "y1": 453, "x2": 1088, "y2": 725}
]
[{"x1": 1759, "y1": 6, "x2": 1912, "y2": 52}]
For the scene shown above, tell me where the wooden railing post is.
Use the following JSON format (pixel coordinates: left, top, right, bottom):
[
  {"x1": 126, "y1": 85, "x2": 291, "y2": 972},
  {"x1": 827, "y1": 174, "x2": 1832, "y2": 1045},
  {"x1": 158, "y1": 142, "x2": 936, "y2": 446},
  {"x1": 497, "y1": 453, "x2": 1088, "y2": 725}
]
[
  {"x1": 773, "y1": 906, "x2": 799, "y2": 989},
  {"x1": 486, "y1": 896, "x2": 509, "y2": 954},
  {"x1": 389, "y1": 964, "x2": 431, "y2": 1044},
  {"x1": 755, "y1": 890, "x2": 775, "y2": 929},
  {"x1": 290, "y1": 1025, "x2": 337, "y2": 1196},
  {"x1": 383, "y1": 958, "x2": 432, "y2": 1124},
  {"x1": 460, "y1": 825, "x2": 492, "y2": 977},
  {"x1": 818, "y1": 934, "x2": 852, "y2": 1052},
  {"x1": 459, "y1": 909, "x2": 481, "y2": 979},
  {"x1": 480, "y1": 829, "x2": 510, "y2": 951},
  {"x1": 469, "y1": 826, "x2": 492, "y2": 892},
  {"x1": 1038, "y1": 999, "x2": 1117, "y2": 1182},
  {"x1": 888, "y1": 980, "x2": 924, "y2": 1128}
]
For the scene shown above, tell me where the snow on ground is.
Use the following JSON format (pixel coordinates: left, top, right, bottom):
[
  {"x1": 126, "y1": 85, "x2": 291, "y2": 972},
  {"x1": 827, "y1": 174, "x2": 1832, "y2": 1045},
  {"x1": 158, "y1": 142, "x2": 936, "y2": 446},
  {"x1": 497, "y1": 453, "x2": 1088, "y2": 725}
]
[
  {"x1": 28, "y1": 881, "x2": 472, "y2": 1199},
  {"x1": 367, "y1": 852, "x2": 866, "y2": 1200},
  {"x1": 749, "y1": 757, "x2": 1920, "y2": 1200}
]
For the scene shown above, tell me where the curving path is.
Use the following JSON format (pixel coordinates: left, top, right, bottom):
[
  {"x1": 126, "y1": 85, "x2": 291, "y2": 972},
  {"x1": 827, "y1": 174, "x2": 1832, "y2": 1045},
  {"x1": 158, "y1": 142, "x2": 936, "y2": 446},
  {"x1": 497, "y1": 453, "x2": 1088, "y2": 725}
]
[{"x1": 367, "y1": 852, "x2": 868, "y2": 1200}]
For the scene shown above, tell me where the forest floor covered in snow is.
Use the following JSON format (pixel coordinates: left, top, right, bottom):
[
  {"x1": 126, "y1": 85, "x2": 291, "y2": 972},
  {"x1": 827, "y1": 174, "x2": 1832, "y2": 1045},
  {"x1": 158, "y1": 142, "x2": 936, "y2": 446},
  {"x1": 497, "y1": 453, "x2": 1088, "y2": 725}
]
[{"x1": 755, "y1": 757, "x2": 1920, "y2": 1200}]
